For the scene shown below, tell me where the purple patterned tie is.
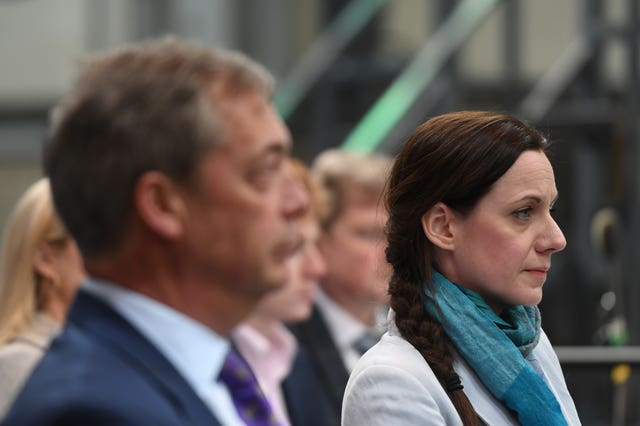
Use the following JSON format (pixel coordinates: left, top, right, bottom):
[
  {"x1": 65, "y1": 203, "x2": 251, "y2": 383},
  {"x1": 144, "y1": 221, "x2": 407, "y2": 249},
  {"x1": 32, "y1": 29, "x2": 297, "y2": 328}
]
[{"x1": 218, "y1": 348, "x2": 281, "y2": 426}]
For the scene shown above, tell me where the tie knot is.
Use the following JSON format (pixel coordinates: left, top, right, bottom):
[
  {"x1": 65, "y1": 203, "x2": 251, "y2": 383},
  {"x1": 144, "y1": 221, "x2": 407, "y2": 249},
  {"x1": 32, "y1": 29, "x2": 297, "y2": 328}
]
[
  {"x1": 219, "y1": 349, "x2": 254, "y2": 385},
  {"x1": 352, "y1": 331, "x2": 381, "y2": 355}
]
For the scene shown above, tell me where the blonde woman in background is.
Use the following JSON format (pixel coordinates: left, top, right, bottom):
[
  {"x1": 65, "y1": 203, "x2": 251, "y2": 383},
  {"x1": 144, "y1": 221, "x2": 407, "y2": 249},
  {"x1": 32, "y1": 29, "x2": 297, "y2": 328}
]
[{"x1": 0, "y1": 178, "x2": 85, "y2": 417}]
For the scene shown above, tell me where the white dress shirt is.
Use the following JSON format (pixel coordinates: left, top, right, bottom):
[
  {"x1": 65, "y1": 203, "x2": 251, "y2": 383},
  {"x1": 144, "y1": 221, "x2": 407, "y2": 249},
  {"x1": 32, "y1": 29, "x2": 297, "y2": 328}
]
[
  {"x1": 315, "y1": 290, "x2": 387, "y2": 372},
  {"x1": 83, "y1": 278, "x2": 245, "y2": 426}
]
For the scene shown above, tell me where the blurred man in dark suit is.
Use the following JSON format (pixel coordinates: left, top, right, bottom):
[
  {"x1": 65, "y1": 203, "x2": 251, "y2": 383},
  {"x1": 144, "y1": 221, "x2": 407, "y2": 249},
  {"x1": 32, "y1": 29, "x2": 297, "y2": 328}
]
[{"x1": 3, "y1": 37, "x2": 307, "y2": 426}]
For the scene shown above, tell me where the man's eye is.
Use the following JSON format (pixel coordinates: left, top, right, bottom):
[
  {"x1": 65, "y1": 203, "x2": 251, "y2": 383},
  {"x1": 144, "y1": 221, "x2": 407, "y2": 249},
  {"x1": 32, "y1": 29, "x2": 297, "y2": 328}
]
[
  {"x1": 355, "y1": 229, "x2": 384, "y2": 241},
  {"x1": 251, "y1": 170, "x2": 276, "y2": 188},
  {"x1": 250, "y1": 161, "x2": 282, "y2": 189}
]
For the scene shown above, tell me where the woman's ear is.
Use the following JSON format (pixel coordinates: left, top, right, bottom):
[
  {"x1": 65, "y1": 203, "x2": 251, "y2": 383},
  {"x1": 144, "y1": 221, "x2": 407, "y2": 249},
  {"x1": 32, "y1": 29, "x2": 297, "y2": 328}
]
[
  {"x1": 33, "y1": 242, "x2": 59, "y2": 286},
  {"x1": 134, "y1": 171, "x2": 187, "y2": 239},
  {"x1": 421, "y1": 202, "x2": 456, "y2": 251}
]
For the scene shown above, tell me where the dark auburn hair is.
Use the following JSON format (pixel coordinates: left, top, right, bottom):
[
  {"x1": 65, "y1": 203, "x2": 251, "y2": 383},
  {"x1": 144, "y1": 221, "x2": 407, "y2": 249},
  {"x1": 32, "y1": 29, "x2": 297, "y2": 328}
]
[{"x1": 385, "y1": 111, "x2": 548, "y2": 424}]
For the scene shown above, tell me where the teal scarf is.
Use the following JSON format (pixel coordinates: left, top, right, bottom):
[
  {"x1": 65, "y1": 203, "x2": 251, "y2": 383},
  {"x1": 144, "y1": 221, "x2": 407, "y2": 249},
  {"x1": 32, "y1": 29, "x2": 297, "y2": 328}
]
[{"x1": 423, "y1": 272, "x2": 567, "y2": 426}]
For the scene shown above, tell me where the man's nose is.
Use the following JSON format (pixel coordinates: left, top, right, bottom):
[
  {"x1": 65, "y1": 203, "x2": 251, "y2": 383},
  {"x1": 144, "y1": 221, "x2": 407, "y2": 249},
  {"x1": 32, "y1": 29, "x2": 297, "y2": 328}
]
[{"x1": 282, "y1": 170, "x2": 309, "y2": 219}]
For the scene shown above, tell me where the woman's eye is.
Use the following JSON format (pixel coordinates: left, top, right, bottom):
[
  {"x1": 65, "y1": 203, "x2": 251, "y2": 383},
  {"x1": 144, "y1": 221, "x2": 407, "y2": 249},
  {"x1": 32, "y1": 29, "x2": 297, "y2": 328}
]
[{"x1": 513, "y1": 208, "x2": 532, "y2": 220}]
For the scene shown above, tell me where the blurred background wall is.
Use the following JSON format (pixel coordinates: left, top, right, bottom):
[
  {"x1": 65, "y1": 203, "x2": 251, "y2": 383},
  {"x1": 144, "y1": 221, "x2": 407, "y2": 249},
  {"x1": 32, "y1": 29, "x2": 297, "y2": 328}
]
[{"x1": 1, "y1": 1, "x2": 639, "y2": 423}]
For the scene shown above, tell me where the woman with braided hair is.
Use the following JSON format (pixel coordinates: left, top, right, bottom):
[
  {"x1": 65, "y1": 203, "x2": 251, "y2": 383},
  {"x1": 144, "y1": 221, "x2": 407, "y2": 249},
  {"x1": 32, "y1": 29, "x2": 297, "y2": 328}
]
[{"x1": 342, "y1": 111, "x2": 580, "y2": 425}]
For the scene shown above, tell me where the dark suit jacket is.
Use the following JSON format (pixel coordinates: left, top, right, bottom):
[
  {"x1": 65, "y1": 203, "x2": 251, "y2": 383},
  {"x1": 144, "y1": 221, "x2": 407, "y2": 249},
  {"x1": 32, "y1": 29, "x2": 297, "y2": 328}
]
[
  {"x1": 288, "y1": 304, "x2": 349, "y2": 424},
  {"x1": 2, "y1": 290, "x2": 222, "y2": 426},
  {"x1": 282, "y1": 346, "x2": 338, "y2": 426}
]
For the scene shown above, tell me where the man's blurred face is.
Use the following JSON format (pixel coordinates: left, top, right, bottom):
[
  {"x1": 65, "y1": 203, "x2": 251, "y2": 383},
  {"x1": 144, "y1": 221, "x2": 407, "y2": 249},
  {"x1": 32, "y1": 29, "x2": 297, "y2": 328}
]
[
  {"x1": 319, "y1": 188, "x2": 390, "y2": 307},
  {"x1": 255, "y1": 214, "x2": 326, "y2": 323},
  {"x1": 181, "y1": 90, "x2": 308, "y2": 300}
]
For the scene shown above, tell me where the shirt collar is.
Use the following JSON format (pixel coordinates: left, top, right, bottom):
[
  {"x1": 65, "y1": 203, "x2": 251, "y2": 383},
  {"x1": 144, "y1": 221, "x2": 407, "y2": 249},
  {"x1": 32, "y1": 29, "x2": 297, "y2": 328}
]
[
  {"x1": 232, "y1": 322, "x2": 297, "y2": 384},
  {"x1": 82, "y1": 277, "x2": 229, "y2": 392},
  {"x1": 315, "y1": 289, "x2": 368, "y2": 349}
]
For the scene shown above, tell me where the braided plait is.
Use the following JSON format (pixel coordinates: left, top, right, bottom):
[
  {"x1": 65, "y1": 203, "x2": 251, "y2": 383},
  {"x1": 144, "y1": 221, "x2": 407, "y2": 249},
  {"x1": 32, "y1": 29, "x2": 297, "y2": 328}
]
[
  {"x1": 385, "y1": 196, "x2": 479, "y2": 425},
  {"x1": 386, "y1": 225, "x2": 480, "y2": 425}
]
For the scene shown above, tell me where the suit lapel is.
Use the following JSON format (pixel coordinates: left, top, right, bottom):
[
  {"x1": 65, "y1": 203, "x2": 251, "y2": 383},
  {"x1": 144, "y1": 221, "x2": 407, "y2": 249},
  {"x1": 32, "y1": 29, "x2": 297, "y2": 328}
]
[
  {"x1": 282, "y1": 347, "x2": 339, "y2": 426},
  {"x1": 68, "y1": 290, "x2": 222, "y2": 426},
  {"x1": 289, "y1": 305, "x2": 349, "y2": 417}
]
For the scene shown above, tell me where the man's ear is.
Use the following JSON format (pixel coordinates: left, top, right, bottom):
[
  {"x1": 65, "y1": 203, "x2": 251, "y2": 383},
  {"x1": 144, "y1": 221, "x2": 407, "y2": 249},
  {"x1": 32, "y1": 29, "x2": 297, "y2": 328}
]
[
  {"x1": 421, "y1": 202, "x2": 456, "y2": 251},
  {"x1": 134, "y1": 171, "x2": 186, "y2": 239}
]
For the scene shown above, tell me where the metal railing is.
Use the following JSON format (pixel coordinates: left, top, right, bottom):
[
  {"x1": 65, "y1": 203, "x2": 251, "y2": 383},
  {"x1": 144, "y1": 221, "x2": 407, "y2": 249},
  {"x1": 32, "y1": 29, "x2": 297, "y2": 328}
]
[
  {"x1": 555, "y1": 346, "x2": 640, "y2": 366},
  {"x1": 273, "y1": 0, "x2": 387, "y2": 121},
  {"x1": 340, "y1": 0, "x2": 500, "y2": 153}
]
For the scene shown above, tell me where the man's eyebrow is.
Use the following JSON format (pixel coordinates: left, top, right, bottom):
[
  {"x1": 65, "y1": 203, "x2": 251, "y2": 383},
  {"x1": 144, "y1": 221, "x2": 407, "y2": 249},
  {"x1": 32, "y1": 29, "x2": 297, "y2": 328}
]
[
  {"x1": 261, "y1": 139, "x2": 290, "y2": 156},
  {"x1": 248, "y1": 142, "x2": 289, "y2": 168}
]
